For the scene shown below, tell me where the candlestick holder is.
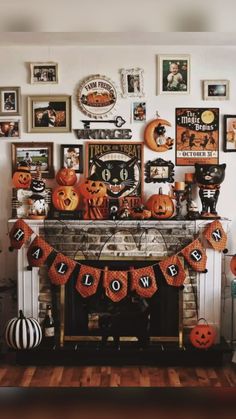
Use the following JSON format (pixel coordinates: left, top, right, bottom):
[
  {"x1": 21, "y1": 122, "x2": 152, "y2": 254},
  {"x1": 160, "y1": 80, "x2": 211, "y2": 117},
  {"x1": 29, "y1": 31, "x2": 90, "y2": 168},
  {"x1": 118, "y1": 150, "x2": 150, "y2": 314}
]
[
  {"x1": 173, "y1": 187, "x2": 185, "y2": 220},
  {"x1": 184, "y1": 181, "x2": 200, "y2": 220}
]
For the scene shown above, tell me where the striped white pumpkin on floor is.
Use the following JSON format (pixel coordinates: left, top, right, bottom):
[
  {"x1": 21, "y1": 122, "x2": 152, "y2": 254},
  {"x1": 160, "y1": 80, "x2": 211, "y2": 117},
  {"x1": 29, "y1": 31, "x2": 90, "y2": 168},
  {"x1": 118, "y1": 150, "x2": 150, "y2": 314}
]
[{"x1": 5, "y1": 310, "x2": 42, "y2": 350}]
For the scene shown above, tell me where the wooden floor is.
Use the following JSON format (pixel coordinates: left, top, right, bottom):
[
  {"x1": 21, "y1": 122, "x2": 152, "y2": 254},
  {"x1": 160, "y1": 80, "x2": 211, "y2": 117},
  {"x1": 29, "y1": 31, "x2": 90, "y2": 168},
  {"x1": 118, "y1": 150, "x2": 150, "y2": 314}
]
[{"x1": 0, "y1": 362, "x2": 236, "y2": 387}]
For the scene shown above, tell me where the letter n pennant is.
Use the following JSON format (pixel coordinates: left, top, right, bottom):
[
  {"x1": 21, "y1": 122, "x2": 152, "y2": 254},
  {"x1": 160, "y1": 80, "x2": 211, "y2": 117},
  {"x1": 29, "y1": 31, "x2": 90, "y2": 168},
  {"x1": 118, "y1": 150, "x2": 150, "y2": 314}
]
[
  {"x1": 103, "y1": 269, "x2": 128, "y2": 302},
  {"x1": 203, "y1": 220, "x2": 227, "y2": 252},
  {"x1": 181, "y1": 238, "x2": 207, "y2": 273},
  {"x1": 27, "y1": 236, "x2": 53, "y2": 267},
  {"x1": 130, "y1": 266, "x2": 157, "y2": 297},
  {"x1": 9, "y1": 219, "x2": 33, "y2": 250},
  {"x1": 48, "y1": 253, "x2": 77, "y2": 285},
  {"x1": 76, "y1": 265, "x2": 101, "y2": 298},
  {"x1": 159, "y1": 255, "x2": 186, "y2": 286}
]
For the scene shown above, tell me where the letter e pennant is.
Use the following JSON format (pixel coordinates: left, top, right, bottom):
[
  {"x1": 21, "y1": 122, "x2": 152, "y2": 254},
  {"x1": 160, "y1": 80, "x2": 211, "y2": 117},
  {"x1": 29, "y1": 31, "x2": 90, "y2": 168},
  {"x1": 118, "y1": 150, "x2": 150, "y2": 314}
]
[
  {"x1": 159, "y1": 255, "x2": 186, "y2": 286},
  {"x1": 181, "y1": 238, "x2": 207, "y2": 273}
]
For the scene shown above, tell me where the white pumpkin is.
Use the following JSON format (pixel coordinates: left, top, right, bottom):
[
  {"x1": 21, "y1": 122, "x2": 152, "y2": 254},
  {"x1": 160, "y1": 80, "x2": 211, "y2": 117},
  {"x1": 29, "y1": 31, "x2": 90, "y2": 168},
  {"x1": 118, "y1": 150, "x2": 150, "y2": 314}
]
[{"x1": 5, "y1": 310, "x2": 42, "y2": 350}]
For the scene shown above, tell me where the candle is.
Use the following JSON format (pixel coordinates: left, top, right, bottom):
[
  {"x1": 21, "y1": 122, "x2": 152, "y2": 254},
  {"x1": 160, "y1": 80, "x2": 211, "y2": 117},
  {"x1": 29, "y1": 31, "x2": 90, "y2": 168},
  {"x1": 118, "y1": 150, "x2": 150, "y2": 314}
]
[
  {"x1": 185, "y1": 173, "x2": 195, "y2": 183},
  {"x1": 175, "y1": 181, "x2": 185, "y2": 191}
]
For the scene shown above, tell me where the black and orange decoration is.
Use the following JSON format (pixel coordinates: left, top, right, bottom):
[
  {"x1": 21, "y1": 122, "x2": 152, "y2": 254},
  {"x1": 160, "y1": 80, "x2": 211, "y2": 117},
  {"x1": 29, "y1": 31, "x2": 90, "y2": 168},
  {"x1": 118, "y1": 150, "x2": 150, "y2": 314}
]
[
  {"x1": 9, "y1": 219, "x2": 33, "y2": 251},
  {"x1": 76, "y1": 265, "x2": 101, "y2": 298},
  {"x1": 204, "y1": 219, "x2": 228, "y2": 252},
  {"x1": 130, "y1": 266, "x2": 157, "y2": 297},
  {"x1": 159, "y1": 255, "x2": 186, "y2": 287},
  {"x1": 103, "y1": 268, "x2": 128, "y2": 302},
  {"x1": 48, "y1": 253, "x2": 77, "y2": 285}
]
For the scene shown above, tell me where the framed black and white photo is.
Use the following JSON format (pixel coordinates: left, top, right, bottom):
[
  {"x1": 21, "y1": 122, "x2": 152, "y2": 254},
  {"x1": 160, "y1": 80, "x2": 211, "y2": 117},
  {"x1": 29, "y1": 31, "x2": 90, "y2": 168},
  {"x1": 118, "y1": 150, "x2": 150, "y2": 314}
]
[
  {"x1": 12, "y1": 142, "x2": 54, "y2": 178},
  {"x1": 30, "y1": 62, "x2": 58, "y2": 84},
  {"x1": 0, "y1": 87, "x2": 21, "y2": 116},
  {"x1": 157, "y1": 55, "x2": 190, "y2": 95},
  {"x1": 28, "y1": 95, "x2": 71, "y2": 133},
  {"x1": 0, "y1": 119, "x2": 20, "y2": 138},
  {"x1": 203, "y1": 80, "x2": 229, "y2": 100},
  {"x1": 121, "y1": 68, "x2": 144, "y2": 98},
  {"x1": 61, "y1": 144, "x2": 83, "y2": 173},
  {"x1": 132, "y1": 102, "x2": 146, "y2": 122},
  {"x1": 145, "y1": 158, "x2": 175, "y2": 183}
]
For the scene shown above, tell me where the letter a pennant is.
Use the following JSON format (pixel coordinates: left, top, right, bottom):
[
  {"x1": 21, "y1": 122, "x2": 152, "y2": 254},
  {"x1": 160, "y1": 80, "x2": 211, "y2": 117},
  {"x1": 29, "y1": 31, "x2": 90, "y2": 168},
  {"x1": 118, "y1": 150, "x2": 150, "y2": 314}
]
[
  {"x1": 27, "y1": 236, "x2": 53, "y2": 267},
  {"x1": 76, "y1": 265, "x2": 101, "y2": 298},
  {"x1": 9, "y1": 219, "x2": 33, "y2": 250},
  {"x1": 181, "y1": 238, "x2": 207, "y2": 273},
  {"x1": 159, "y1": 255, "x2": 186, "y2": 287},
  {"x1": 48, "y1": 253, "x2": 77, "y2": 285},
  {"x1": 203, "y1": 220, "x2": 227, "y2": 252},
  {"x1": 130, "y1": 266, "x2": 158, "y2": 297},
  {"x1": 103, "y1": 269, "x2": 128, "y2": 302}
]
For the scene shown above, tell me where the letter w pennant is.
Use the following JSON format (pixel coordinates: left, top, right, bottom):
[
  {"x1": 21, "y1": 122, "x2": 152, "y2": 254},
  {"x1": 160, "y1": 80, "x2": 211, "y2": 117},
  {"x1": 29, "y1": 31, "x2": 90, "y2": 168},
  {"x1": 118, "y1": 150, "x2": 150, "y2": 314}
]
[{"x1": 130, "y1": 266, "x2": 158, "y2": 297}]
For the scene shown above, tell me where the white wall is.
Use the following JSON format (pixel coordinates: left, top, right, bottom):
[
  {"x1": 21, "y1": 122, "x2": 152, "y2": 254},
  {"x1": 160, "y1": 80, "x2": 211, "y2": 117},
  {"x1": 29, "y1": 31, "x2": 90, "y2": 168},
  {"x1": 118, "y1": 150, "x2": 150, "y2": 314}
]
[{"x1": 0, "y1": 44, "x2": 235, "y2": 338}]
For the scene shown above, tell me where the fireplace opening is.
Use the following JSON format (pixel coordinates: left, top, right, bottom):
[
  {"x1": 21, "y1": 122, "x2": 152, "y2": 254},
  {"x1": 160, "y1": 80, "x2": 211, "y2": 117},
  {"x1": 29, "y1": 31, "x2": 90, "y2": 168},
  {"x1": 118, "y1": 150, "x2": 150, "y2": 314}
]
[{"x1": 61, "y1": 260, "x2": 182, "y2": 347}]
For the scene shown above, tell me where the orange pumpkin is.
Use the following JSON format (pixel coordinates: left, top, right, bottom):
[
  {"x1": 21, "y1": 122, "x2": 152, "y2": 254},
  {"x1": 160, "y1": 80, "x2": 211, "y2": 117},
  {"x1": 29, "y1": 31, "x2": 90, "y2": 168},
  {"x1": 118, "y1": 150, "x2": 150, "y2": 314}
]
[
  {"x1": 145, "y1": 188, "x2": 174, "y2": 219},
  {"x1": 78, "y1": 178, "x2": 107, "y2": 200},
  {"x1": 230, "y1": 255, "x2": 236, "y2": 276},
  {"x1": 56, "y1": 168, "x2": 77, "y2": 186},
  {"x1": 144, "y1": 118, "x2": 174, "y2": 152},
  {"x1": 52, "y1": 185, "x2": 79, "y2": 211},
  {"x1": 189, "y1": 319, "x2": 216, "y2": 349},
  {"x1": 12, "y1": 163, "x2": 32, "y2": 189}
]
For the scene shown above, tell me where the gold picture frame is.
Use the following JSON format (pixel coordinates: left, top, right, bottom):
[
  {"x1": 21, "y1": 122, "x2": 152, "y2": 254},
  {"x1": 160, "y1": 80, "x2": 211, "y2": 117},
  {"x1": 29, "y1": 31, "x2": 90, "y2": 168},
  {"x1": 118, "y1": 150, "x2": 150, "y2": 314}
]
[{"x1": 0, "y1": 86, "x2": 21, "y2": 116}]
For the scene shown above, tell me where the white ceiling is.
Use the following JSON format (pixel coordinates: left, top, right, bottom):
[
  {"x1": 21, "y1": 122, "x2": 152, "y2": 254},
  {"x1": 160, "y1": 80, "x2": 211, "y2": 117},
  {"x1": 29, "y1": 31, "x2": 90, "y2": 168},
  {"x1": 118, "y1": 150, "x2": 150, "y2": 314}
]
[{"x1": 1, "y1": 32, "x2": 236, "y2": 46}]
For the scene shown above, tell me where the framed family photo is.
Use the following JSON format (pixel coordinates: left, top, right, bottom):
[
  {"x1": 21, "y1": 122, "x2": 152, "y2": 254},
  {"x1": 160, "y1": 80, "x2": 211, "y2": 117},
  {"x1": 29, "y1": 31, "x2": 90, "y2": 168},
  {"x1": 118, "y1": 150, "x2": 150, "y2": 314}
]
[
  {"x1": 203, "y1": 80, "x2": 229, "y2": 100},
  {"x1": 12, "y1": 142, "x2": 54, "y2": 178},
  {"x1": 157, "y1": 55, "x2": 190, "y2": 94},
  {"x1": 0, "y1": 119, "x2": 20, "y2": 138},
  {"x1": 223, "y1": 115, "x2": 236, "y2": 152},
  {"x1": 121, "y1": 68, "x2": 144, "y2": 98},
  {"x1": 30, "y1": 62, "x2": 58, "y2": 84},
  {"x1": 61, "y1": 144, "x2": 83, "y2": 173},
  {"x1": 27, "y1": 95, "x2": 71, "y2": 133},
  {"x1": 0, "y1": 87, "x2": 21, "y2": 116}
]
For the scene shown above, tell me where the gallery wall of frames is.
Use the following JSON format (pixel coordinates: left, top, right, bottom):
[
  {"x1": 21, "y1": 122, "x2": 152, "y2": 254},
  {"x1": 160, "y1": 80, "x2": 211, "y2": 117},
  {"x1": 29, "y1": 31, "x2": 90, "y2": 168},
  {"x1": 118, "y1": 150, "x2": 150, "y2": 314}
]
[{"x1": 1, "y1": 44, "x2": 236, "y2": 337}]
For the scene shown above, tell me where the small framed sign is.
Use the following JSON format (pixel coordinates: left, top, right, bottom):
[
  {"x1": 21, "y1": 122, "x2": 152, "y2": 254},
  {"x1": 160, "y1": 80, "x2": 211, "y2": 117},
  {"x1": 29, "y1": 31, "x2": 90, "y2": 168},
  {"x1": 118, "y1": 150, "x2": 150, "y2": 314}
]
[
  {"x1": 145, "y1": 158, "x2": 175, "y2": 183},
  {"x1": 203, "y1": 80, "x2": 229, "y2": 100},
  {"x1": 121, "y1": 68, "x2": 145, "y2": 98}
]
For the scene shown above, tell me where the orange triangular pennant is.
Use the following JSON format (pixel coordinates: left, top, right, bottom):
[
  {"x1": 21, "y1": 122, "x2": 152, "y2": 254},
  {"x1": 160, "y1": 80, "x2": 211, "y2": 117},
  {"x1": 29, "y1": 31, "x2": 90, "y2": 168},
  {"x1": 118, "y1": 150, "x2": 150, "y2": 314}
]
[
  {"x1": 76, "y1": 264, "x2": 101, "y2": 297},
  {"x1": 9, "y1": 219, "x2": 33, "y2": 250},
  {"x1": 103, "y1": 269, "x2": 128, "y2": 302},
  {"x1": 203, "y1": 220, "x2": 227, "y2": 252},
  {"x1": 27, "y1": 236, "x2": 53, "y2": 267},
  {"x1": 48, "y1": 253, "x2": 77, "y2": 285},
  {"x1": 130, "y1": 266, "x2": 158, "y2": 297},
  {"x1": 181, "y1": 238, "x2": 207, "y2": 273},
  {"x1": 159, "y1": 255, "x2": 186, "y2": 286}
]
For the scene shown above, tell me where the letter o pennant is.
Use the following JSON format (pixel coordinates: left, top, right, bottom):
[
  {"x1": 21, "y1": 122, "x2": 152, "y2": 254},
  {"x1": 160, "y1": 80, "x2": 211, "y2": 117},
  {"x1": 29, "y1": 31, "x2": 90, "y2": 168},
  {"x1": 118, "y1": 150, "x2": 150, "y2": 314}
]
[
  {"x1": 103, "y1": 270, "x2": 128, "y2": 302},
  {"x1": 27, "y1": 236, "x2": 53, "y2": 267},
  {"x1": 48, "y1": 253, "x2": 77, "y2": 285},
  {"x1": 130, "y1": 266, "x2": 157, "y2": 297},
  {"x1": 159, "y1": 255, "x2": 186, "y2": 286},
  {"x1": 76, "y1": 265, "x2": 101, "y2": 297}
]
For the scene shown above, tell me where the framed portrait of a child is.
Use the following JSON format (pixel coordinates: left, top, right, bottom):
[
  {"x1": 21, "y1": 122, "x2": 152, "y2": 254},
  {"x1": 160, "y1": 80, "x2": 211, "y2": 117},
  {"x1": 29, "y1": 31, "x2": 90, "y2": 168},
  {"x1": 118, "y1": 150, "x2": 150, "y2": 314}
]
[
  {"x1": 157, "y1": 55, "x2": 190, "y2": 95},
  {"x1": 61, "y1": 144, "x2": 83, "y2": 173}
]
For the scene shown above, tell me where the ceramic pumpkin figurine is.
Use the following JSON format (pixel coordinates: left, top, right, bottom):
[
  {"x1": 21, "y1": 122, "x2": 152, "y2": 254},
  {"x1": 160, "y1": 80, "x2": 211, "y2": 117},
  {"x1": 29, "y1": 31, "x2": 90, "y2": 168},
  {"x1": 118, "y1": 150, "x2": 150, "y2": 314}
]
[
  {"x1": 56, "y1": 167, "x2": 77, "y2": 186},
  {"x1": 78, "y1": 174, "x2": 107, "y2": 219},
  {"x1": 145, "y1": 187, "x2": 174, "y2": 219},
  {"x1": 189, "y1": 318, "x2": 216, "y2": 349},
  {"x1": 52, "y1": 185, "x2": 79, "y2": 211},
  {"x1": 5, "y1": 310, "x2": 42, "y2": 350},
  {"x1": 12, "y1": 162, "x2": 32, "y2": 189}
]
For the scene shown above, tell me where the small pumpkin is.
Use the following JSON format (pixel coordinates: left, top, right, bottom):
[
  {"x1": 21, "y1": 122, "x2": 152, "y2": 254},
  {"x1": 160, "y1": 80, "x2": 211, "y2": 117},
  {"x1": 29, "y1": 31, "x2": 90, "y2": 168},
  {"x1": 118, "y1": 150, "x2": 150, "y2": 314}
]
[
  {"x1": 52, "y1": 185, "x2": 79, "y2": 211},
  {"x1": 145, "y1": 188, "x2": 174, "y2": 219},
  {"x1": 56, "y1": 167, "x2": 77, "y2": 186},
  {"x1": 12, "y1": 162, "x2": 32, "y2": 189},
  {"x1": 5, "y1": 310, "x2": 42, "y2": 350},
  {"x1": 131, "y1": 205, "x2": 152, "y2": 220},
  {"x1": 189, "y1": 318, "x2": 216, "y2": 349},
  {"x1": 78, "y1": 177, "x2": 107, "y2": 201}
]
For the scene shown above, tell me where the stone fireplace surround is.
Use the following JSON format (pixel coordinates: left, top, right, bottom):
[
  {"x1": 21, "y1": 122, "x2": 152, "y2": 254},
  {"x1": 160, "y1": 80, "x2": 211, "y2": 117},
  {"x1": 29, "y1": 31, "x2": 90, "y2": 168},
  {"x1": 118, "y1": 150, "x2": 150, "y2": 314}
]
[{"x1": 9, "y1": 218, "x2": 228, "y2": 345}]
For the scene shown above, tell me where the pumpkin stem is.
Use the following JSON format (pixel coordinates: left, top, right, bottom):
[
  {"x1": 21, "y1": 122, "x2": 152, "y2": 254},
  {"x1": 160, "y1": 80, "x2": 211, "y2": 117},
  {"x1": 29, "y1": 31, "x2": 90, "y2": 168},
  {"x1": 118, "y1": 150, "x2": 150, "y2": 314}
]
[
  {"x1": 159, "y1": 187, "x2": 163, "y2": 195},
  {"x1": 19, "y1": 310, "x2": 25, "y2": 319}
]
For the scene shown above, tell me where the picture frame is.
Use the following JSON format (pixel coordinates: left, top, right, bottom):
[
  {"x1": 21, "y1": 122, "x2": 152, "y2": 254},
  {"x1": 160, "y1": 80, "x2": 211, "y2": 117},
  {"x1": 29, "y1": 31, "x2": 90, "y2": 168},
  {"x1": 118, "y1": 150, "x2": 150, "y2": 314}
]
[
  {"x1": 157, "y1": 55, "x2": 190, "y2": 95},
  {"x1": 0, "y1": 119, "x2": 20, "y2": 138},
  {"x1": 12, "y1": 142, "x2": 54, "y2": 178},
  {"x1": 0, "y1": 87, "x2": 21, "y2": 116},
  {"x1": 176, "y1": 108, "x2": 219, "y2": 166},
  {"x1": 132, "y1": 102, "x2": 146, "y2": 122},
  {"x1": 61, "y1": 144, "x2": 83, "y2": 173},
  {"x1": 223, "y1": 115, "x2": 236, "y2": 152},
  {"x1": 145, "y1": 158, "x2": 175, "y2": 183},
  {"x1": 27, "y1": 95, "x2": 71, "y2": 133},
  {"x1": 30, "y1": 62, "x2": 58, "y2": 84},
  {"x1": 121, "y1": 68, "x2": 145, "y2": 98},
  {"x1": 203, "y1": 80, "x2": 229, "y2": 100},
  {"x1": 86, "y1": 142, "x2": 143, "y2": 200}
]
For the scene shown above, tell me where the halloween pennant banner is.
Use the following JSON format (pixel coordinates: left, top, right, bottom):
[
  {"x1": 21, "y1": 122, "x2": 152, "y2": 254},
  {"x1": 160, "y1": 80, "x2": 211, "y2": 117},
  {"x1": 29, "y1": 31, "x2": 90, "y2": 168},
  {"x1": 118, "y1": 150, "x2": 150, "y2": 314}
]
[
  {"x1": 103, "y1": 269, "x2": 128, "y2": 302},
  {"x1": 27, "y1": 236, "x2": 53, "y2": 268},
  {"x1": 48, "y1": 253, "x2": 77, "y2": 285},
  {"x1": 130, "y1": 266, "x2": 158, "y2": 297},
  {"x1": 76, "y1": 264, "x2": 101, "y2": 298},
  {"x1": 159, "y1": 255, "x2": 186, "y2": 287},
  {"x1": 181, "y1": 238, "x2": 207, "y2": 273},
  {"x1": 9, "y1": 219, "x2": 33, "y2": 250},
  {"x1": 203, "y1": 220, "x2": 228, "y2": 252}
]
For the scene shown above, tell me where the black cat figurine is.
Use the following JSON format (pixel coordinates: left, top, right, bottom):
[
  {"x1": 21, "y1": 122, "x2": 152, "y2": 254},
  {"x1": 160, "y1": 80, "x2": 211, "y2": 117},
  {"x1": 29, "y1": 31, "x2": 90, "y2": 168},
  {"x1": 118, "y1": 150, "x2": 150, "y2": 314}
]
[
  {"x1": 92, "y1": 156, "x2": 138, "y2": 198},
  {"x1": 195, "y1": 163, "x2": 226, "y2": 218}
]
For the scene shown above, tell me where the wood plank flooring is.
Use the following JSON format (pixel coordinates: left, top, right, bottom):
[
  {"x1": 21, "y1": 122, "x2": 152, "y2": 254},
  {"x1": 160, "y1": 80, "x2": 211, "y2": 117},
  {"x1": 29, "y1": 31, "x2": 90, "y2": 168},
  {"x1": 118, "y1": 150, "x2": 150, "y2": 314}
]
[{"x1": 0, "y1": 363, "x2": 235, "y2": 387}]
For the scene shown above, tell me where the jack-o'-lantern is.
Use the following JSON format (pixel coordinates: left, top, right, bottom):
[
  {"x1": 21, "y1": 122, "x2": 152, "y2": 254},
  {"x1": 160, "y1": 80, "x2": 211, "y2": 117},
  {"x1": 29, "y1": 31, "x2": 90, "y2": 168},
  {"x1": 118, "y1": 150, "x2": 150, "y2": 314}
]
[
  {"x1": 12, "y1": 163, "x2": 32, "y2": 189},
  {"x1": 189, "y1": 319, "x2": 216, "y2": 349},
  {"x1": 56, "y1": 168, "x2": 77, "y2": 186},
  {"x1": 145, "y1": 188, "x2": 174, "y2": 219},
  {"x1": 52, "y1": 185, "x2": 79, "y2": 211},
  {"x1": 79, "y1": 177, "x2": 107, "y2": 201}
]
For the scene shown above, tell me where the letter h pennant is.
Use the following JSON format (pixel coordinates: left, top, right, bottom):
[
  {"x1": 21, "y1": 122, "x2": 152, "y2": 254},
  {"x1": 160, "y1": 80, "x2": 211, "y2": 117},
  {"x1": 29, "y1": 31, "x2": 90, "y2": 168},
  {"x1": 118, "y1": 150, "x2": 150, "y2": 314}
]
[
  {"x1": 159, "y1": 255, "x2": 186, "y2": 287},
  {"x1": 9, "y1": 219, "x2": 33, "y2": 250},
  {"x1": 130, "y1": 266, "x2": 158, "y2": 297},
  {"x1": 181, "y1": 238, "x2": 207, "y2": 273},
  {"x1": 76, "y1": 264, "x2": 101, "y2": 297},
  {"x1": 103, "y1": 269, "x2": 128, "y2": 302}
]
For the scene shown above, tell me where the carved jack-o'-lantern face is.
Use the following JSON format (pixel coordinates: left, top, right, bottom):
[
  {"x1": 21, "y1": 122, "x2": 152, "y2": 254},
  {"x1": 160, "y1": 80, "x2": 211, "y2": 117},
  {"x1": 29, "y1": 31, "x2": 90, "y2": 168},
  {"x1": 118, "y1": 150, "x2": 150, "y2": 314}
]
[
  {"x1": 12, "y1": 170, "x2": 32, "y2": 189},
  {"x1": 56, "y1": 168, "x2": 77, "y2": 186},
  {"x1": 52, "y1": 186, "x2": 79, "y2": 211},
  {"x1": 79, "y1": 179, "x2": 107, "y2": 200},
  {"x1": 145, "y1": 190, "x2": 174, "y2": 219},
  {"x1": 189, "y1": 323, "x2": 216, "y2": 349}
]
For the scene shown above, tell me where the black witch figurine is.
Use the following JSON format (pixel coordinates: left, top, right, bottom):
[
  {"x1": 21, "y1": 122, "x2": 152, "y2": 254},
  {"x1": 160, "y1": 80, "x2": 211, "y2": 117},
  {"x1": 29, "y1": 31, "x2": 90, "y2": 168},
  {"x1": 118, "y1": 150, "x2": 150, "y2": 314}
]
[{"x1": 195, "y1": 163, "x2": 226, "y2": 218}]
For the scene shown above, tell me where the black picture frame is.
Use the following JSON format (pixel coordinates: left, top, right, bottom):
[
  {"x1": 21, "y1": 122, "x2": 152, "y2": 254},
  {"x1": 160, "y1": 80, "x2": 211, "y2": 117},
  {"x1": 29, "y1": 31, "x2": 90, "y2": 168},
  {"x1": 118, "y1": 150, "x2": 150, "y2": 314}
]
[
  {"x1": 145, "y1": 158, "x2": 175, "y2": 183},
  {"x1": 61, "y1": 144, "x2": 83, "y2": 173},
  {"x1": 223, "y1": 114, "x2": 236, "y2": 152}
]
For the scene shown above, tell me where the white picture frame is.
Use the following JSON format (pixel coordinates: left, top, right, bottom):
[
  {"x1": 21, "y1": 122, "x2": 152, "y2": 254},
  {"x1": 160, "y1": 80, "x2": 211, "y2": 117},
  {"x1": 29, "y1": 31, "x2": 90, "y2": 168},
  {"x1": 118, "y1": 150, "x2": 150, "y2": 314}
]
[
  {"x1": 157, "y1": 54, "x2": 190, "y2": 95},
  {"x1": 121, "y1": 68, "x2": 145, "y2": 98},
  {"x1": 30, "y1": 62, "x2": 59, "y2": 84},
  {"x1": 203, "y1": 80, "x2": 230, "y2": 100}
]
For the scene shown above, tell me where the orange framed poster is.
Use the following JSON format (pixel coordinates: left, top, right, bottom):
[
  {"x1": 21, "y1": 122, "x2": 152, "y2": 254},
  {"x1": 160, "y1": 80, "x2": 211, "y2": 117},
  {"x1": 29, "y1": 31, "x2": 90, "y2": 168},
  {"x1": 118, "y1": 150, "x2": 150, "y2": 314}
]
[{"x1": 176, "y1": 108, "x2": 219, "y2": 166}]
